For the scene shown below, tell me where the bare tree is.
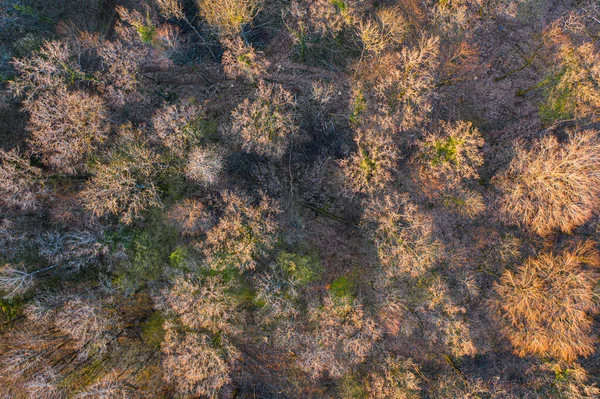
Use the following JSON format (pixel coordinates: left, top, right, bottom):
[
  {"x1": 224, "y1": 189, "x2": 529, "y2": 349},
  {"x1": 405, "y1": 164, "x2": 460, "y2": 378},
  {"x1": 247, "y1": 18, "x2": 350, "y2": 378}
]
[
  {"x1": 185, "y1": 146, "x2": 224, "y2": 186},
  {"x1": 495, "y1": 241, "x2": 600, "y2": 361},
  {"x1": 80, "y1": 125, "x2": 165, "y2": 225},
  {"x1": 230, "y1": 81, "x2": 297, "y2": 158},
  {"x1": 417, "y1": 120, "x2": 484, "y2": 186},
  {"x1": 494, "y1": 130, "x2": 600, "y2": 235},
  {"x1": 0, "y1": 149, "x2": 46, "y2": 211},
  {"x1": 362, "y1": 193, "x2": 442, "y2": 277},
  {"x1": 163, "y1": 274, "x2": 240, "y2": 334},
  {"x1": 161, "y1": 324, "x2": 237, "y2": 398},
  {"x1": 26, "y1": 88, "x2": 109, "y2": 174},
  {"x1": 340, "y1": 116, "x2": 400, "y2": 194},
  {"x1": 202, "y1": 191, "x2": 278, "y2": 272},
  {"x1": 152, "y1": 101, "x2": 205, "y2": 158}
]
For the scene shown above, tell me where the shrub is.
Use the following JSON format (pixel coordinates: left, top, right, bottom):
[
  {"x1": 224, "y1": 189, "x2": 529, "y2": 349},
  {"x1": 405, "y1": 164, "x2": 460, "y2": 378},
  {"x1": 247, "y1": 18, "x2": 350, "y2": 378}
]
[
  {"x1": 230, "y1": 81, "x2": 297, "y2": 158},
  {"x1": 329, "y1": 275, "x2": 354, "y2": 300},
  {"x1": 494, "y1": 241, "x2": 600, "y2": 361},
  {"x1": 185, "y1": 146, "x2": 224, "y2": 186},
  {"x1": 26, "y1": 88, "x2": 108, "y2": 174},
  {"x1": 276, "y1": 251, "x2": 322, "y2": 287},
  {"x1": 348, "y1": 85, "x2": 366, "y2": 125},
  {"x1": 80, "y1": 125, "x2": 165, "y2": 225},
  {"x1": 197, "y1": 0, "x2": 263, "y2": 36},
  {"x1": 222, "y1": 36, "x2": 270, "y2": 82},
  {"x1": 494, "y1": 130, "x2": 600, "y2": 235},
  {"x1": 417, "y1": 120, "x2": 484, "y2": 185},
  {"x1": 202, "y1": 191, "x2": 278, "y2": 272}
]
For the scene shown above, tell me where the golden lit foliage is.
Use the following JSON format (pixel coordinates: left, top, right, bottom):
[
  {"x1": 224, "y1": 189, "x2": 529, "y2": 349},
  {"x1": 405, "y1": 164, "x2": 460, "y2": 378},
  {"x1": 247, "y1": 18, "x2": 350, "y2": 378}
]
[
  {"x1": 198, "y1": 0, "x2": 263, "y2": 36},
  {"x1": 495, "y1": 130, "x2": 600, "y2": 235},
  {"x1": 495, "y1": 241, "x2": 600, "y2": 361},
  {"x1": 230, "y1": 81, "x2": 296, "y2": 158},
  {"x1": 202, "y1": 191, "x2": 278, "y2": 272}
]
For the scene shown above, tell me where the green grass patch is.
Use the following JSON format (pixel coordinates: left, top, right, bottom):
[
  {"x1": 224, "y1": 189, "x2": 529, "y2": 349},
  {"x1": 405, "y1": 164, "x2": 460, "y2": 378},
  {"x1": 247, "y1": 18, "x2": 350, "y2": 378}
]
[
  {"x1": 277, "y1": 251, "x2": 322, "y2": 286},
  {"x1": 136, "y1": 24, "x2": 156, "y2": 44},
  {"x1": 330, "y1": 275, "x2": 354, "y2": 299},
  {"x1": 141, "y1": 312, "x2": 165, "y2": 349},
  {"x1": 0, "y1": 297, "x2": 23, "y2": 322},
  {"x1": 539, "y1": 77, "x2": 575, "y2": 124},
  {"x1": 359, "y1": 148, "x2": 376, "y2": 179},
  {"x1": 338, "y1": 373, "x2": 368, "y2": 398},
  {"x1": 349, "y1": 89, "x2": 366, "y2": 125},
  {"x1": 112, "y1": 210, "x2": 178, "y2": 291},
  {"x1": 430, "y1": 136, "x2": 459, "y2": 166}
]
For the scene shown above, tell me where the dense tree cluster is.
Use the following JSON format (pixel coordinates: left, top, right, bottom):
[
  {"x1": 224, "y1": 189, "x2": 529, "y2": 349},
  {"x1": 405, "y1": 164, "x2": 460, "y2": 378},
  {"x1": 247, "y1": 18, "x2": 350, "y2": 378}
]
[{"x1": 1, "y1": 0, "x2": 600, "y2": 398}]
